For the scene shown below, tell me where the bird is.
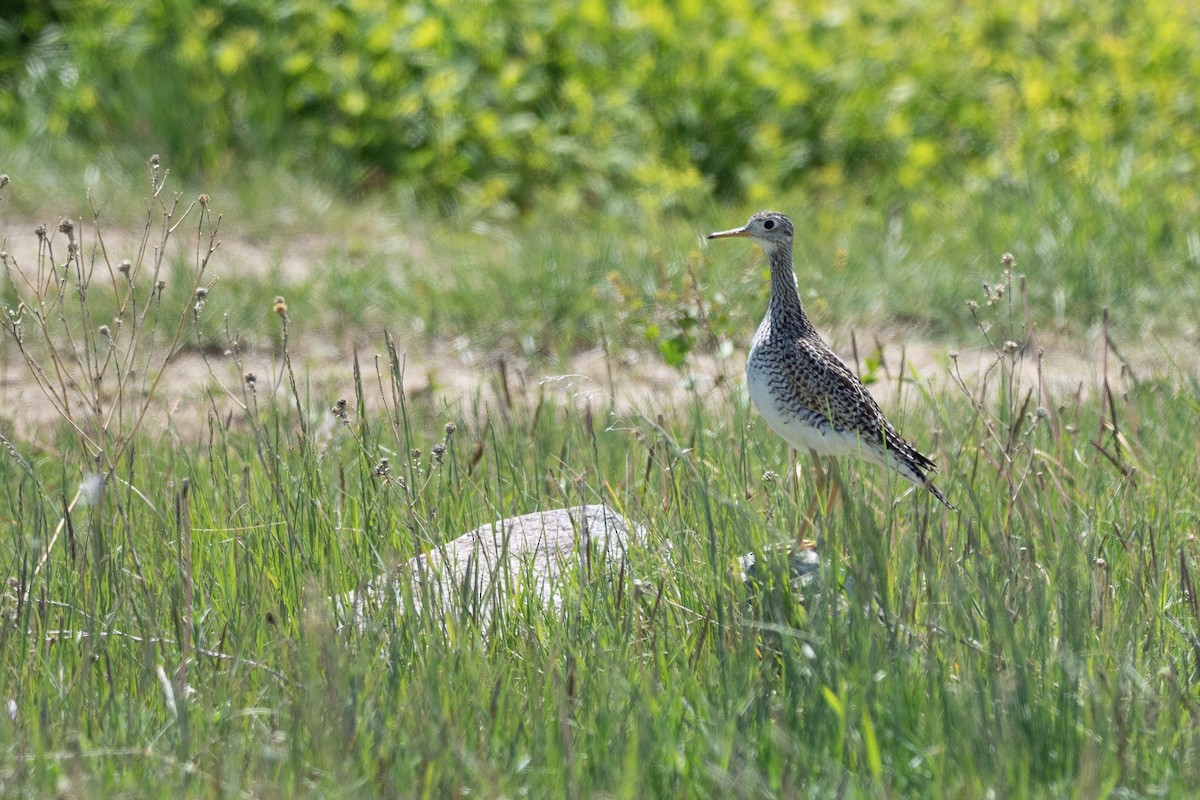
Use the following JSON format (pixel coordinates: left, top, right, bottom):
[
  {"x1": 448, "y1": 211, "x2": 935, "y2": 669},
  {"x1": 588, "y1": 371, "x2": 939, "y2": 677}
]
[{"x1": 708, "y1": 210, "x2": 953, "y2": 510}]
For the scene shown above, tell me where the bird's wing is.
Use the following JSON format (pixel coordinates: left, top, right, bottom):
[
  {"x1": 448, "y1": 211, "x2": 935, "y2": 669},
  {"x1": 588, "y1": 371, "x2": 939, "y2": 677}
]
[{"x1": 780, "y1": 335, "x2": 938, "y2": 471}]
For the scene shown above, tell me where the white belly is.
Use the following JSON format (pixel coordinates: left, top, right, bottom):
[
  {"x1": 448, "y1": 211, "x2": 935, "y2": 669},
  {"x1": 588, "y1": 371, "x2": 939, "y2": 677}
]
[{"x1": 746, "y1": 362, "x2": 868, "y2": 459}]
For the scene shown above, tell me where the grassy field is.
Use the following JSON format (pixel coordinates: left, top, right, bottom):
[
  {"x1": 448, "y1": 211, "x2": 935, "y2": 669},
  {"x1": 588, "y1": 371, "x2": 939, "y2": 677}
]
[
  {"x1": 1, "y1": 159, "x2": 1199, "y2": 798},
  {"x1": 5, "y1": 3, "x2": 1200, "y2": 791}
]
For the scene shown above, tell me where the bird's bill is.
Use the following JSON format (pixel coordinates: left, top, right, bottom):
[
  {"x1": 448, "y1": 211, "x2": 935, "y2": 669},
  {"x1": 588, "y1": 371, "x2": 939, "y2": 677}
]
[{"x1": 707, "y1": 226, "x2": 748, "y2": 240}]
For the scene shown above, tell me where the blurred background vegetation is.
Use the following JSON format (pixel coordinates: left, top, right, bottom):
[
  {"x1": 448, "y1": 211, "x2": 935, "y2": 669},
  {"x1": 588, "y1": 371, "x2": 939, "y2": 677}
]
[{"x1": 4, "y1": 0, "x2": 1198, "y2": 216}]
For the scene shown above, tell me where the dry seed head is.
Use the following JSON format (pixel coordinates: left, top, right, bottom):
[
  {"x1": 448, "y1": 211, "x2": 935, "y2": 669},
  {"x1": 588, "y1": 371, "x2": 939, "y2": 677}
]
[
  {"x1": 118, "y1": 259, "x2": 132, "y2": 275},
  {"x1": 98, "y1": 324, "x2": 111, "y2": 339},
  {"x1": 198, "y1": 194, "x2": 209, "y2": 207},
  {"x1": 149, "y1": 155, "x2": 162, "y2": 192},
  {"x1": 0, "y1": 174, "x2": 9, "y2": 188},
  {"x1": 373, "y1": 458, "x2": 390, "y2": 477},
  {"x1": 431, "y1": 442, "x2": 446, "y2": 466},
  {"x1": 34, "y1": 224, "x2": 46, "y2": 240},
  {"x1": 57, "y1": 218, "x2": 74, "y2": 235},
  {"x1": 444, "y1": 422, "x2": 457, "y2": 437},
  {"x1": 244, "y1": 371, "x2": 257, "y2": 390},
  {"x1": 1001, "y1": 252, "x2": 1015, "y2": 269},
  {"x1": 273, "y1": 296, "x2": 287, "y2": 315}
]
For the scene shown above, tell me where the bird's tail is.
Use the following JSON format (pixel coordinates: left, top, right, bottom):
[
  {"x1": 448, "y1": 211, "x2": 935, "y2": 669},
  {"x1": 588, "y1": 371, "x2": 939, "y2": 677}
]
[
  {"x1": 872, "y1": 439, "x2": 956, "y2": 511},
  {"x1": 923, "y1": 476, "x2": 955, "y2": 511}
]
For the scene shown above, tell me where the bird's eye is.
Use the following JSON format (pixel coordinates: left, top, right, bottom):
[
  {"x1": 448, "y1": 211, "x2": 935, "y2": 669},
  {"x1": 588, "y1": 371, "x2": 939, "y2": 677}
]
[{"x1": 762, "y1": 219, "x2": 776, "y2": 230}]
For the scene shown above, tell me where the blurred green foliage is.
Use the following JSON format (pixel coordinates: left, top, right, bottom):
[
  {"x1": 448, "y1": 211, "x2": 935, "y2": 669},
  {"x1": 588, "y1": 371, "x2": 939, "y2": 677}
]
[{"x1": 4, "y1": 0, "x2": 1199, "y2": 215}]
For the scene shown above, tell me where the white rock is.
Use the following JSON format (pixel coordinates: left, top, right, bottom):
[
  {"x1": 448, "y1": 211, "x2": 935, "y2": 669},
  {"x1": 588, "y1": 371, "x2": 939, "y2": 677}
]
[{"x1": 337, "y1": 504, "x2": 642, "y2": 630}]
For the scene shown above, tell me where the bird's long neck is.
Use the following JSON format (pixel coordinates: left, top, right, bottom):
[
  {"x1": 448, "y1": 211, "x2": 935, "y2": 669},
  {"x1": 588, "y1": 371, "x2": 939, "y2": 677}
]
[{"x1": 766, "y1": 244, "x2": 816, "y2": 337}]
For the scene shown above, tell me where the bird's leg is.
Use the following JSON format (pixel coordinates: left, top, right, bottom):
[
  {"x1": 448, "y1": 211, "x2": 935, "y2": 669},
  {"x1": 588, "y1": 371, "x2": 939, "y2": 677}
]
[
  {"x1": 805, "y1": 455, "x2": 846, "y2": 523},
  {"x1": 791, "y1": 450, "x2": 819, "y2": 545},
  {"x1": 794, "y1": 451, "x2": 838, "y2": 548},
  {"x1": 820, "y1": 456, "x2": 845, "y2": 516},
  {"x1": 808, "y1": 452, "x2": 830, "y2": 516}
]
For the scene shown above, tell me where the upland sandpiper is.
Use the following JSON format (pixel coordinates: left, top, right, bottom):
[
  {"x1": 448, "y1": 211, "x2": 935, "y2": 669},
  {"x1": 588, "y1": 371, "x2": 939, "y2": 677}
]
[{"x1": 708, "y1": 211, "x2": 953, "y2": 510}]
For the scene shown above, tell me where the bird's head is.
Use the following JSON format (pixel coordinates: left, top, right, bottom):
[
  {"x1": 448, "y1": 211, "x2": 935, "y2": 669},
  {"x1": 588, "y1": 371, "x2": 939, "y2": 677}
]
[{"x1": 707, "y1": 211, "x2": 794, "y2": 251}]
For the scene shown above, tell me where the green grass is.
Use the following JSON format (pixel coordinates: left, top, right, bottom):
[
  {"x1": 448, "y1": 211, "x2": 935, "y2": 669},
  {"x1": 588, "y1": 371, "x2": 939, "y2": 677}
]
[
  {"x1": 2, "y1": 176, "x2": 1200, "y2": 797},
  {"x1": 6, "y1": 2, "x2": 1200, "y2": 790}
]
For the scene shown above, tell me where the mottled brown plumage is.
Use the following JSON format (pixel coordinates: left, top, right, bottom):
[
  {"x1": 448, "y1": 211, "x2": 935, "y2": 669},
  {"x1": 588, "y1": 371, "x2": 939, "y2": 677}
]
[{"x1": 708, "y1": 210, "x2": 953, "y2": 509}]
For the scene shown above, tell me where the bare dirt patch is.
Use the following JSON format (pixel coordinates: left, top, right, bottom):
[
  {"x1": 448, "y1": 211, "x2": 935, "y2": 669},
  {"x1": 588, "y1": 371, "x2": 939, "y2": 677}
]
[{"x1": 4, "y1": 322, "x2": 1192, "y2": 449}]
